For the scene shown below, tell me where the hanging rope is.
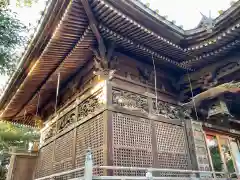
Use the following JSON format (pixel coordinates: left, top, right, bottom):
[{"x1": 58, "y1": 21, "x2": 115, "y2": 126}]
[
  {"x1": 23, "y1": 109, "x2": 27, "y2": 122},
  {"x1": 187, "y1": 71, "x2": 199, "y2": 121},
  {"x1": 152, "y1": 54, "x2": 158, "y2": 111},
  {"x1": 55, "y1": 71, "x2": 61, "y2": 114},
  {"x1": 36, "y1": 92, "x2": 40, "y2": 116}
]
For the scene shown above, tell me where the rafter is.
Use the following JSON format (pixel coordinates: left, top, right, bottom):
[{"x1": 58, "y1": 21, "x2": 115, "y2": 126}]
[{"x1": 81, "y1": 0, "x2": 106, "y2": 59}]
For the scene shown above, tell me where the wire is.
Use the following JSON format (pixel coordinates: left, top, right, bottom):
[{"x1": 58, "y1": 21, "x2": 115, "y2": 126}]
[
  {"x1": 55, "y1": 72, "x2": 60, "y2": 114},
  {"x1": 187, "y1": 71, "x2": 199, "y2": 121},
  {"x1": 152, "y1": 54, "x2": 158, "y2": 111},
  {"x1": 36, "y1": 92, "x2": 40, "y2": 116}
]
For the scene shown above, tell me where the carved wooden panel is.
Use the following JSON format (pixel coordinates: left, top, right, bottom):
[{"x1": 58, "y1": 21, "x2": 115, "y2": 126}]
[
  {"x1": 75, "y1": 114, "x2": 104, "y2": 176},
  {"x1": 42, "y1": 122, "x2": 56, "y2": 142},
  {"x1": 112, "y1": 89, "x2": 148, "y2": 113},
  {"x1": 114, "y1": 53, "x2": 176, "y2": 93},
  {"x1": 57, "y1": 109, "x2": 75, "y2": 132},
  {"x1": 112, "y1": 113, "x2": 152, "y2": 176},
  {"x1": 78, "y1": 91, "x2": 104, "y2": 120},
  {"x1": 152, "y1": 100, "x2": 181, "y2": 119},
  {"x1": 35, "y1": 143, "x2": 54, "y2": 178}
]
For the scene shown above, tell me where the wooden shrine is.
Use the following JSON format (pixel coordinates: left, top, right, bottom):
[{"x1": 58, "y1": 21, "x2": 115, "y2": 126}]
[{"x1": 1, "y1": 0, "x2": 240, "y2": 179}]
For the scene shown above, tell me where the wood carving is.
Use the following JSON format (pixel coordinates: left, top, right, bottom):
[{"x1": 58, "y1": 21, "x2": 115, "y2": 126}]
[
  {"x1": 182, "y1": 81, "x2": 240, "y2": 108},
  {"x1": 138, "y1": 67, "x2": 153, "y2": 83},
  {"x1": 112, "y1": 89, "x2": 148, "y2": 113},
  {"x1": 197, "y1": 72, "x2": 217, "y2": 90},
  {"x1": 90, "y1": 44, "x2": 118, "y2": 80},
  {"x1": 216, "y1": 62, "x2": 240, "y2": 77},
  {"x1": 152, "y1": 100, "x2": 181, "y2": 119},
  {"x1": 78, "y1": 91, "x2": 104, "y2": 119},
  {"x1": 43, "y1": 122, "x2": 56, "y2": 141},
  {"x1": 57, "y1": 110, "x2": 75, "y2": 132}
]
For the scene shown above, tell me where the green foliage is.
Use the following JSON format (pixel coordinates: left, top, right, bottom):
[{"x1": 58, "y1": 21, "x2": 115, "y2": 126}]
[
  {"x1": 0, "y1": 121, "x2": 40, "y2": 179},
  {"x1": 210, "y1": 146, "x2": 223, "y2": 172},
  {"x1": 0, "y1": 165, "x2": 7, "y2": 180},
  {"x1": 0, "y1": 8, "x2": 27, "y2": 75},
  {"x1": 16, "y1": 0, "x2": 38, "y2": 7},
  {"x1": 0, "y1": 121, "x2": 40, "y2": 150},
  {"x1": 0, "y1": 0, "x2": 38, "y2": 8},
  {"x1": 0, "y1": 0, "x2": 38, "y2": 75}
]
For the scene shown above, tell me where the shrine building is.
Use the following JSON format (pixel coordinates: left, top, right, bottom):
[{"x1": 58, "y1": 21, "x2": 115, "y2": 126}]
[{"x1": 1, "y1": 0, "x2": 240, "y2": 179}]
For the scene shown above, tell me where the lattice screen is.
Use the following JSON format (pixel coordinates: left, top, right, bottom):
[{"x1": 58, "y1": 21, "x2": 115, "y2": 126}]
[
  {"x1": 112, "y1": 113, "x2": 152, "y2": 176},
  {"x1": 75, "y1": 114, "x2": 104, "y2": 176},
  {"x1": 111, "y1": 112, "x2": 190, "y2": 176},
  {"x1": 53, "y1": 131, "x2": 73, "y2": 178},
  {"x1": 155, "y1": 121, "x2": 189, "y2": 169},
  {"x1": 35, "y1": 142, "x2": 54, "y2": 178}
]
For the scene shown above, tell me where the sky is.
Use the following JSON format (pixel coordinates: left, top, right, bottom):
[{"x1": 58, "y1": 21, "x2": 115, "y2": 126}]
[
  {"x1": 0, "y1": 0, "x2": 234, "y2": 88},
  {"x1": 141, "y1": 0, "x2": 233, "y2": 29},
  {"x1": 0, "y1": 0, "x2": 47, "y2": 88}
]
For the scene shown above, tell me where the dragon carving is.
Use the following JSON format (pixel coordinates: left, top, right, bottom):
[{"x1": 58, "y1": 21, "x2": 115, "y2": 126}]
[{"x1": 182, "y1": 81, "x2": 240, "y2": 108}]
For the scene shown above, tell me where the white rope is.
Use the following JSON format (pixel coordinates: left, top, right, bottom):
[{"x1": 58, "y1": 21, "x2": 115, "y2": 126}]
[
  {"x1": 152, "y1": 54, "x2": 158, "y2": 111},
  {"x1": 187, "y1": 71, "x2": 199, "y2": 121}
]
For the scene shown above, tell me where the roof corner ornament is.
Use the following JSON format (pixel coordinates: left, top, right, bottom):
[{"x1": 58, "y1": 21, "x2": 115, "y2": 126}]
[{"x1": 200, "y1": 11, "x2": 214, "y2": 33}]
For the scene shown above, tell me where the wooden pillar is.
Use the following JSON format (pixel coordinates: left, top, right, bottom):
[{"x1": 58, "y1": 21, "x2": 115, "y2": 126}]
[
  {"x1": 71, "y1": 105, "x2": 78, "y2": 177},
  {"x1": 103, "y1": 79, "x2": 113, "y2": 175},
  {"x1": 184, "y1": 119, "x2": 198, "y2": 170},
  {"x1": 148, "y1": 97, "x2": 158, "y2": 169},
  {"x1": 6, "y1": 151, "x2": 38, "y2": 180},
  {"x1": 6, "y1": 154, "x2": 16, "y2": 180}
]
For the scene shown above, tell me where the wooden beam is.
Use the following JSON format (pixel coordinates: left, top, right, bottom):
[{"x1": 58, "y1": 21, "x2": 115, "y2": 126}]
[{"x1": 81, "y1": 0, "x2": 106, "y2": 58}]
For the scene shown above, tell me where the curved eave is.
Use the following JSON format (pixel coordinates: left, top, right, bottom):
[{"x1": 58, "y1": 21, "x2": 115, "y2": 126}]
[
  {"x1": 185, "y1": 1, "x2": 240, "y2": 37},
  {"x1": 182, "y1": 40, "x2": 240, "y2": 69},
  {"x1": 99, "y1": 0, "x2": 240, "y2": 64},
  {"x1": 0, "y1": 0, "x2": 69, "y2": 110},
  {"x1": 112, "y1": 0, "x2": 185, "y2": 40},
  {"x1": 0, "y1": 0, "x2": 92, "y2": 124},
  {"x1": 92, "y1": 0, "x2": 193, "y2": 61}
]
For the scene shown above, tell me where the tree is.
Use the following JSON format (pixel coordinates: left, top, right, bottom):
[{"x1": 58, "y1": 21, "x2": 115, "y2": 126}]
[
  {"x1": 0, "y1": 121, "x2": 40, "y2": 179},
  {"x1": 0, "y1": 7, "x2": 27, "y2": 75},
  {"x1": 0, "y1": 0, "x2": 39, "y2": 75}
]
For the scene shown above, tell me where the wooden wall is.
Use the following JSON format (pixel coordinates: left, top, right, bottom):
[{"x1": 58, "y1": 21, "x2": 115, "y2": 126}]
[{"x1": 35, "y1": 52, "x2": 195, "y2": 179}]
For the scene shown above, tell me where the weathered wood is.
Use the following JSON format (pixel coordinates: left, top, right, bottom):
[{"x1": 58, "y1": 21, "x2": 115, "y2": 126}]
[{"x1": 81, "y1": 0, "x2": 106, "y2": 58}]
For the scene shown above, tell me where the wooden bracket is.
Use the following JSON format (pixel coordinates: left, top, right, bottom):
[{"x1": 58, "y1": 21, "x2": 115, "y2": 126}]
[{"x1": 81, "y1": 0, "x2": 118, "y2": 79}]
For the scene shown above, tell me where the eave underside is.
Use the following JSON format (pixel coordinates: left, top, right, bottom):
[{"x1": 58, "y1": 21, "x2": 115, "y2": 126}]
[{"x1": 1, "y1": 0, "x2": 240, "y2": 126}]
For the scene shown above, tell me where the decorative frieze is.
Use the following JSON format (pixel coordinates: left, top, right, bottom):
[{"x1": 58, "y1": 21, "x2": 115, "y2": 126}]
[
  {"x1": 78, "y1": 91, "x2": 105, "y2": 120},
  {"x1": 112, "y1": 89, "x2": 148, "y2": 113},
  {"x1": 152, "y1": 100, "x2": 181, "y2": 119},
  {"x1": 43, "y1": 122, "x2": 56, "y2": 142},
  {"x1": 57, "y1": 109, "x2": 76, "y2": 132}
]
